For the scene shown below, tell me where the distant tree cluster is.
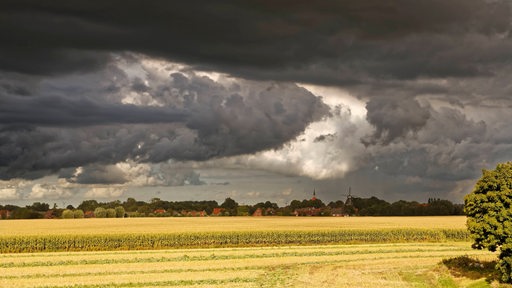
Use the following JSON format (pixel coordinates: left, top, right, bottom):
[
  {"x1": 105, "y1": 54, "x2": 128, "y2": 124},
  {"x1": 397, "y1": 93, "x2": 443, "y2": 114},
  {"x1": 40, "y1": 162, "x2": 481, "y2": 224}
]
[
  {"x1": 0, "y1": 195, "x2": 464, "y2": 220},
  {"x1": 352, "y1": 197, "x2": 463, "y2": 216}
]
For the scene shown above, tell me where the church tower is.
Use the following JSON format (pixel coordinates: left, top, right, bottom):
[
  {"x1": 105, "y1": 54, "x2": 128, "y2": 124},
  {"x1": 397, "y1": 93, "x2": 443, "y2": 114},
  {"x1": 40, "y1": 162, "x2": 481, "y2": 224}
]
[{"x1": 311, "y1": 189, "x2": 317, "y2": 201}]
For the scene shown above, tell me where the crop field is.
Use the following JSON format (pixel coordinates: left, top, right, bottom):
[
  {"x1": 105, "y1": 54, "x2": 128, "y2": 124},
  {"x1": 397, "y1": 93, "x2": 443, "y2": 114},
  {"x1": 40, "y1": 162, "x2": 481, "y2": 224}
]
[
  {"x1": 0, "y1": 242, "x2": 501, "y2": 288},
  {"x1": 0, "y1": 216, "x2": 466, "y2": 236},
  {"x1": 0, "y1": 216, "x2": 469, "y2": 253},
  {"x1": 2, "y1": 216, "x2": 507, "y2": 287}
]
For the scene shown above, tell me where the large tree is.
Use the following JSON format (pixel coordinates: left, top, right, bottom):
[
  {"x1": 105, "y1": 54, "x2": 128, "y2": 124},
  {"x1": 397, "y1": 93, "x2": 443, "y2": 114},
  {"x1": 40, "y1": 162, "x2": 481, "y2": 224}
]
[
  {"x1": 465, "y1": 162, "x2": 512, "y2": 282},
  {"x1": 220, "y1": 198, "x2": 238, "y2": 216}
]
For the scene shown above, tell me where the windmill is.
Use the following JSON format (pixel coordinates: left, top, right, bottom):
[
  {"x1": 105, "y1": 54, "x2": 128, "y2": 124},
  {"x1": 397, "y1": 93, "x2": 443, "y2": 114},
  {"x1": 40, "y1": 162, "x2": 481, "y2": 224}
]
[{"x1": 342, "y1": 186, "x2": 355, "y2": 206}]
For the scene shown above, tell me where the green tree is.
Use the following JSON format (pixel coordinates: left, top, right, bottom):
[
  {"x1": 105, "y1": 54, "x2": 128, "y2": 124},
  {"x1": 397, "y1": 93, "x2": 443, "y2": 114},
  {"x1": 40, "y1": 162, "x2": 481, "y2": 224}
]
[
  {"x1": 237, "y1": 205, "x2": 249, "y2": 216},
  {"x1": 220, "y1": 197, "x2": 238, "y2": 216},
  {"x1": 115, "y1": 206, "x2": 125, "y2": 218},
  {"x1": 61, "y1": 209, "x2": 74, "y2": 219},
  {"x1": 79, "y1": 200, "x2": 99, "y2": 212},
  {"x1": 94, "y1": 207, "x2": 107, "y2": 218},
  {"x1": 29, "y1": 202, "x2": 50, "y2": 212},
  {"x1": 123, "y1": 197, "x2": 138, "y2": 212},
  {"x1": 12, "y1": 208, "x2": 41, "y2": 219},
  {"x1": 73, "y1": 209, "x2": 84, "y2": 219},
  {"x1": 465, "y1": 162, "x2": 512, "y2": 283},
  {"x1": 106, "y1": 208, "x2": 116, "y2": 218}
]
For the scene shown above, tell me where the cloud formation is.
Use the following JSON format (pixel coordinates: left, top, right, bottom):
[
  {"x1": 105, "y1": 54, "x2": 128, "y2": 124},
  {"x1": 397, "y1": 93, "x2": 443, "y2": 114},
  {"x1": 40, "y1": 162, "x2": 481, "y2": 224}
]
[
  {"x1": 1, "y1": 1, "x2": 512, "y2": 203},
  {"x1": 0, "y1": 56, "x2": 328, "y2": 180},
  {"x1": 84, "y1": 187, "x2": 126, "y2": 199}
]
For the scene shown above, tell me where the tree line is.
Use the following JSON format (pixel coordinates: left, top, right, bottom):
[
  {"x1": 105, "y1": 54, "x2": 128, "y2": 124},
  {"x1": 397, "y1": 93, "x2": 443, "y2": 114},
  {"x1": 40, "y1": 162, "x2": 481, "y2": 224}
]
[{"x1": 0, "y1": 195, "x2": 463, "y2": 219}]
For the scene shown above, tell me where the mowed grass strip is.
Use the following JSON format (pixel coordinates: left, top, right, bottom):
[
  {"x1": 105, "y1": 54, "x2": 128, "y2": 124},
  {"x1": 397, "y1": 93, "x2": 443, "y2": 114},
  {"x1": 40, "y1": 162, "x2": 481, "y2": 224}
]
[
  {"x1": 1, "y1": 270, "x2": 263, "y2": 288},
  {"x1": 0, "y1": 243, "x2": 494, "y2": 288},
  {"x1": 0, "y1": 228, "x2": 469, "y2": 253},
  {"x1": 0, "y1": 244, "x2": 471, "y2": 268}
]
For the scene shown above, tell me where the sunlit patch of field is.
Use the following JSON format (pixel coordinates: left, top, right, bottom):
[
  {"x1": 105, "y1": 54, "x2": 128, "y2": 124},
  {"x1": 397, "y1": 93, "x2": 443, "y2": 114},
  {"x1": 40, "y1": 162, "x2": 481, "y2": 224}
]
[
  {"x1": 0, "y1": 242, "x2": 501, "y2": 288},
  {"x1": 0, "y1": 216, "x2": 466, "y2": 236}
]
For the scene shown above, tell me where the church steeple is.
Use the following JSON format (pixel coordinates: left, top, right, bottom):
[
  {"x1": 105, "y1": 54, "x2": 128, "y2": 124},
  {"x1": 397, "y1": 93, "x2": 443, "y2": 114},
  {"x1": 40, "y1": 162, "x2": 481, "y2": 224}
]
[{"x1": 311, "y1": 189, "x2": 317, "y2": 201}]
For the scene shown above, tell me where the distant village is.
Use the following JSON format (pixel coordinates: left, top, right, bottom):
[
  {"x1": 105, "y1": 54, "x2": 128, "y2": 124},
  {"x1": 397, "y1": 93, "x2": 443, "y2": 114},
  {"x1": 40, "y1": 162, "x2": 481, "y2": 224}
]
[{"x1": 0, "y1": 189, "x2": 464, "y2": 219}]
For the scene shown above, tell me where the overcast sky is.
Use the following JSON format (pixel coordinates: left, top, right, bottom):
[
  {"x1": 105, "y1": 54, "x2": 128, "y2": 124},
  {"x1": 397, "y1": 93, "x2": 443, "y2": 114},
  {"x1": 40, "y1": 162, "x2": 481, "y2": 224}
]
[{"x1": 1, "y1": 0, "x2": 512, "y2": 206}]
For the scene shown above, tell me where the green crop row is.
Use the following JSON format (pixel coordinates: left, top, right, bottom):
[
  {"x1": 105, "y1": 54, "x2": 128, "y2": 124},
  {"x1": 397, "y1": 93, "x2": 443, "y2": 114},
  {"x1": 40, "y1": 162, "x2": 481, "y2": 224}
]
[{"x1": 0, "y1": 229, "x2": 470, "y2": 253}]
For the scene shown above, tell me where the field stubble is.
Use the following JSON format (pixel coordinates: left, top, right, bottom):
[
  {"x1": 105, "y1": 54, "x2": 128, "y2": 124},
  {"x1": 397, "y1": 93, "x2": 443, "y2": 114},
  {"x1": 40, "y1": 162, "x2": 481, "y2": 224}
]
[{"x1": 0, "y1": 243, "x2": 502, "y2": 288}]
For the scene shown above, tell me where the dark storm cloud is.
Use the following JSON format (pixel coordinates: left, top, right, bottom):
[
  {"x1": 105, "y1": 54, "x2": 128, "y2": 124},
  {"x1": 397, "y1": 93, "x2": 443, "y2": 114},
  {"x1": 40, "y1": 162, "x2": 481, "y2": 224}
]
[
  {"x1": 363, "y1": 97, "x2": 431, "y2": 145},
  {"x1": 0, "y1": 61, "x2": 329, "y2": 179},
  {"x1": 0, "y1": 0, "x2": 510, "y2": 81},
  {"x1": 0, "y1": 94, "x2": 189, "y2": 126},
  {"x1": 366, "y1": 106, "x2": 489, "y2": 181},
  {"x1": 70, "y1": 165, "x2": 128, "y2": 184},
  {"x1": 1, "y1": 0, "x2": 512, "y2": 204}
]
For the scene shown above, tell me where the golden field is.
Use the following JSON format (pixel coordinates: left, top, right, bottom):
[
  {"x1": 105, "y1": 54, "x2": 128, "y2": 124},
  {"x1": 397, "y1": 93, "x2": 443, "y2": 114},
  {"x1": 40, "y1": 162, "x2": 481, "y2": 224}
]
[
  {"x1": 0, "y1": 216, "x2": 466, "y2": 236},
  {"x1": 0, "y1": 242, "x2": 502, "y2": 288},
  {"x1": 3, "y1": 216, "x2": 506, "y2": 287}
]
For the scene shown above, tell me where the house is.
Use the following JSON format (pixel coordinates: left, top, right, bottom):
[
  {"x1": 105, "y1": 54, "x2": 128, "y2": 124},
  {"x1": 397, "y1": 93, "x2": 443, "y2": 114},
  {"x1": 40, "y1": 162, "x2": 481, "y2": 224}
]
[
  {"x1": 44, "y1": 210, "x2": 56, "y2": 219},
  {"x1": 84, "y1": 211, "x2": 95, "y2": 218},
  {"x1": 154, "y1": 209, "x2": 166, "y2": 215},
  {"x1": 331, "y1": 207, "x2": 344, "y2": 217},
  {"x1": 0, "y1": 210, "x2": 12, "y2": 219},
  {"x1": 253, "y1": 207, "x2": 276, "y2": 216},
  {"x1": 294, "y1": 207, "x2": 323, "y2": 216},
  {"x1": 212, "y1": 208, "x2": 225, "y2": 216},
  {"x1": 252, "y1": 208, "x2": 263, "y2": 216}
]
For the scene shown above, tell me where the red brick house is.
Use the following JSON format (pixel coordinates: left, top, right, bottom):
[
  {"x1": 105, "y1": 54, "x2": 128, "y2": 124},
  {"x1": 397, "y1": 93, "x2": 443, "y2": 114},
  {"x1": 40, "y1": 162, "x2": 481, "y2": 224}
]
[
  {"x1": 212, "y1": 208, "x2": 224, "y2": 216},
  {"x1": 0, "y1": 210, "x2": 11, "y2": 219}
]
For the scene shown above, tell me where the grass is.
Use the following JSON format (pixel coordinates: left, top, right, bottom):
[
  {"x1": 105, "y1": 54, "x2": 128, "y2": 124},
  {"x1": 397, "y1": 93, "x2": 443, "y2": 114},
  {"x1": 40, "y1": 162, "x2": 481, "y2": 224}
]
[{"x1": 0, "y1": 242, "x2": 506, "y2": 288}]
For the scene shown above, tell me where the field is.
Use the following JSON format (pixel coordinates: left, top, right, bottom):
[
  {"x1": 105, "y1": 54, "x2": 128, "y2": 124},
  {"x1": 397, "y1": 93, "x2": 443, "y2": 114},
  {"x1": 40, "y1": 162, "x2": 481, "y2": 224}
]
[
  {"x1": 0, "y1": 216, "x2": 466, "y2": 235},
  {"x1": 1, "y1": 216, "x2": 509, "y2": 287}
]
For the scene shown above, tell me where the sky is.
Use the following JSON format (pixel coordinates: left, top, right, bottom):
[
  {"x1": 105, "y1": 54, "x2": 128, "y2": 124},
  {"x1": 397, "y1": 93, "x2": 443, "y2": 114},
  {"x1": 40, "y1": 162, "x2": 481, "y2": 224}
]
[{"x1": 1, "y1": 0, "x2": 512, "y2": 207}]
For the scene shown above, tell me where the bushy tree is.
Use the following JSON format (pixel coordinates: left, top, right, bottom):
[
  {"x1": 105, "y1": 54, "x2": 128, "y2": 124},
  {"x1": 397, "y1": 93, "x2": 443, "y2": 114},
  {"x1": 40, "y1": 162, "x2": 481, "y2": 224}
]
[
  {"x1": 106, "y1": 208, "x2": 116, "y2": 218},
  {"x1": 94, "y1": 207, "x2": 107, "y2": 218},
  {"x1": 73, "y1": 209, "x2": 84, "y2": 219},
  {"x1": 465, "y1": 162, "x2": 512, "y2": 282},
  {"x1": 115, "y1": 206, "x2": 125, "y2": 218},
  {"x1": 220, "y1": 198, "x2": 238, "y2": 216},
  {"x1": 29, "y1": 202, "x2": 50, "y2": 212},
  {"x1": 61, "y1": 209, "x2": 74, "y2": 219},
  {"x1": 12, "y1": 208, "x2": 41, "y2": 219},
  {"x1": 79, "y1": 200, "x2": 99, "y2": 212}
]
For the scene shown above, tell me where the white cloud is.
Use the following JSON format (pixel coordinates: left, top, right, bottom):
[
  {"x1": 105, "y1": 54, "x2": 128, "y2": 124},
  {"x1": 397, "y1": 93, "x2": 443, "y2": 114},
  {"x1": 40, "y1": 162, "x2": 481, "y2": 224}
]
[
  {"x1": 84, "y1": 187, "x2": 126, "y2": 199},
  {"x1": 246, "y1": 191, "x2": 261, "y2": 198},
  {"x1": 160, "y1": 96, "x2": 372, "y2": 181},
  {"x1": 0, "y1": 179, "x2": 29, "y2": 200},
  {"x1": 115, "y1": 161, "x2": 205, "y2": 186},
  {"x1": 29, "y1": 183, "x2": 73, "y2": 199},
  {"x1": 233, "y1": 100, "x2": 371, "y2": 180},
  {"x1": 281, "y1": 188, "x2": 293, "y2": 196},
  {"x1": 0, "y1": 188, "x2": 20, "y2": 200},
  {"x1": 298, "y1": 84, "x2": 368, "y2": 119}
]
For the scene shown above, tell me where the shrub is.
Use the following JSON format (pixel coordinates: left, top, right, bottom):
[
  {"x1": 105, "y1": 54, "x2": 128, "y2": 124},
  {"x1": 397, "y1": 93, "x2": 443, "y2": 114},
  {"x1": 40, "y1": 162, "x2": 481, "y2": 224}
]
[
  {"x1": 115, "y1": 206, "x2": 125, "y2": 218},
  {"x1": 61, "y1": 209, "x2": 74, "y2": 219},
  {"x1": 94, "y1": 207, "x2": 107, "y2": 218},
  {"x1": 73, "y1": 209, "x2": 84, "y2": 219},
  {"x1": 106, "y1": 208, "x2": 116, "y2": 218}
]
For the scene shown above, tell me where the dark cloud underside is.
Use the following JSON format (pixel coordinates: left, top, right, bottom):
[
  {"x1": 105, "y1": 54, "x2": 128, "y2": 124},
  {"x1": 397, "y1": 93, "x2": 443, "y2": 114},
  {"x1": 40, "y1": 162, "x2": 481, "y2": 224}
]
[
  {"x1": 0, "y1": 64, "x2": 329, "y2": 179},
  {"x1": 1, "y1": 0, "x2": 512, "y2": 204},
  {"x1": 1, "y1": 0, "x2": 510, "y2": 81}
]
